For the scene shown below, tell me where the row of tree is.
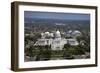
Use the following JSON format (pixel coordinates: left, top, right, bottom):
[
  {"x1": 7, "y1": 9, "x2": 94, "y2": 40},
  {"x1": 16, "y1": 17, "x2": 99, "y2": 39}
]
[{"x1": 25, "y1": 43, "x2": 90, "y2": 61}]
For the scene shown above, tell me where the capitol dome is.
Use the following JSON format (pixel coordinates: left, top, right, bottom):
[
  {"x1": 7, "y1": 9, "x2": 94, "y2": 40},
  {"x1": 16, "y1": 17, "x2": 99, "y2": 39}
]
[{"x1": 55, "y1": 30, "x2": 61, "y2": 38}]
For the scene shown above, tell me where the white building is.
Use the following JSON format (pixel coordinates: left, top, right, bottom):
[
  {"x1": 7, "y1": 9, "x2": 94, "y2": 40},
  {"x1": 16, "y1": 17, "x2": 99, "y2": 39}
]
[
  {"x1": 67, "y1": 39, "x2": 79, "y2": 46},
  {"x1": 35, "y1": 38, "x2": 53, "y2": 46},
  {"x1": 72, "y1": 30, "x2": 81, "y2": 38},
  {"x1": 35, "y1": 30, "x2": 79, "y2": 50},
  {"x1": 66, "y1": 30, "x2": 81, "y2": 38}
]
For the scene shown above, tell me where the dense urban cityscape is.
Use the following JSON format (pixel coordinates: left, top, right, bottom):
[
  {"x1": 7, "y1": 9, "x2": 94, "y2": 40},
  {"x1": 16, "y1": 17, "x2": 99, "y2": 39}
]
[{"x1": 24, "y1": 11, "x2": 90, "y2": 62}]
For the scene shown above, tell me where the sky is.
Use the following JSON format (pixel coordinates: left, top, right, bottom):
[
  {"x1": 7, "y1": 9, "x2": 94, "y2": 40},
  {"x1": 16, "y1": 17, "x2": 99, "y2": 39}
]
[{"x1": 24, "y1": 11, "x2": 90, "y2": 20}]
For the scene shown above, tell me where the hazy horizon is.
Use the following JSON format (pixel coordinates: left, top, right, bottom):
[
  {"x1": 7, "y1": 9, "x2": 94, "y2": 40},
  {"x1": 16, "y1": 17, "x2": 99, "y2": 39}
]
[{"x1": 24, "y1": 11, "x2": 90, "y2": 21}]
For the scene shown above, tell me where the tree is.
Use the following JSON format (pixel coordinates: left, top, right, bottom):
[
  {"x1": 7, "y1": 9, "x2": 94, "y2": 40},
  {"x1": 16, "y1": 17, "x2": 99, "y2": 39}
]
[
  {"x1": 63, "y1": 44, "x2": 74, "y2": 59},
  {"x1": 31, "y1": 45, "x2": 52, "y2": 61},
  {"x1": 62, "y1": 44, "x2": 85, "y2": 59},
  {"x1": 63, "y1": 44, "x2": 71, "y2": 50},
  {"x1": 40, "y1": 45, "x2": 51, "y2": 60}
]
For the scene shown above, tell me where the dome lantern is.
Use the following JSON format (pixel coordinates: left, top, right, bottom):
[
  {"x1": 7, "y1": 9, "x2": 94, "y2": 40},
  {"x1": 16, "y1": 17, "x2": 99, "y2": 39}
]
[{"x1": 55, "y1": 30, "x2": 61, "y2": 38}]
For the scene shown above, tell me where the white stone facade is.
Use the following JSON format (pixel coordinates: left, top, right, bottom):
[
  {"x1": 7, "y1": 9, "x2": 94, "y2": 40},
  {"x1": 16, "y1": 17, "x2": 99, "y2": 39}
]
[{"x1": 34, "y1": 30, "x2": 79, "y2": 50}]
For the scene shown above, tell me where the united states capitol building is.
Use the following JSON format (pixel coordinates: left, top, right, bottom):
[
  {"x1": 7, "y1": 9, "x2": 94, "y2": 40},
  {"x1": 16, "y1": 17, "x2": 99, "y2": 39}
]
[{"x1": 34, "y1": 30, "x2": 81, "y2": 50}]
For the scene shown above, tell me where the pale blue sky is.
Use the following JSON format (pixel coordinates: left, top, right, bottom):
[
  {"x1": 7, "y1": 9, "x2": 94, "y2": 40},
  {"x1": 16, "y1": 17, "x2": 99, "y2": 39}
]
[{"x1": 24, "y1": 11, "x2": 90, "y2": 20}]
